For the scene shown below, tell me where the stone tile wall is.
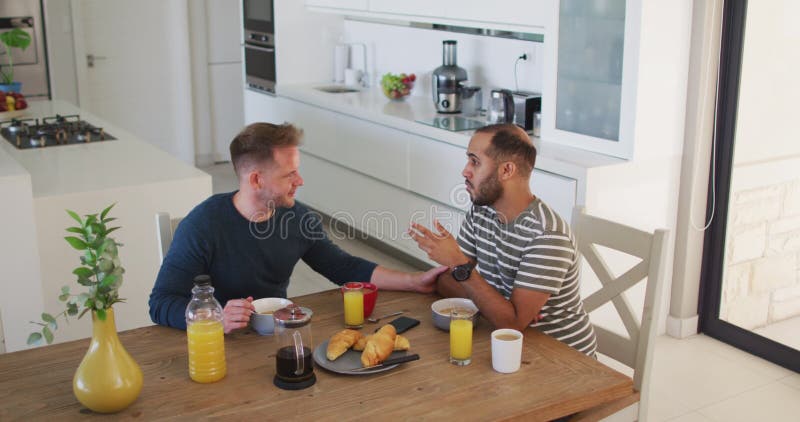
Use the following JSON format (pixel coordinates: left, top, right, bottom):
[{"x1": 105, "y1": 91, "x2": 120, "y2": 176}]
[{"x1": 721, "y1": 180, "x2": 800, "y2": 329}]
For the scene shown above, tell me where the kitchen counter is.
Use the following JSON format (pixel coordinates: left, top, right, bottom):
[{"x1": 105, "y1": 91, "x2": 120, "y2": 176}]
[
  {"x1": 0, "y1": 100, "x2": 208, "y2": 198},
  {"x1": 275, "y1": 84, "x2": 625, "y2": 181},
  {"x1": 0, "y1": 100, "x2": 212, "y2": 351}
]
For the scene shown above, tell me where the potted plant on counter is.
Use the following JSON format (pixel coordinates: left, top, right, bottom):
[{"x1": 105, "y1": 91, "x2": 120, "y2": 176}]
[
  {"x1": 28, "y1": 203, "x2": 143, "y2": 414},
  {"x1": 0, "y1": 28, "x2": 32, "y2": 93}
]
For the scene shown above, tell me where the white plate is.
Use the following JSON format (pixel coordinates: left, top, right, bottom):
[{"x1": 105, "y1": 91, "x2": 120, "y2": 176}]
[{"x1": 313, "y1": 340, "x2": 407, "y2": 376}]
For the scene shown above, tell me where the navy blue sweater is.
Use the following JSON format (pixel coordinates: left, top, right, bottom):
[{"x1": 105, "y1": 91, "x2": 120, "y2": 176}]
[{"x1": 148, "y1": 192, "x2": 377, "y2": 329}]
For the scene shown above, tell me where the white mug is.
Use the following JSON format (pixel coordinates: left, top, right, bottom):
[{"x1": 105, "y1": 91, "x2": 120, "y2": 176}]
[
  {"x1": 344, "y1": 68, "x2": 363, "y2": 87},
  {"x1": 491, "y1": 328, "x2": 523, "y2": 373}
]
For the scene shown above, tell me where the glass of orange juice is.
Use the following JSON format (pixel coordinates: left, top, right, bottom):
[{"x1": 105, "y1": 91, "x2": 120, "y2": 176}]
[
  {"x1": 449, "y1": 309, "x2": 473, "y2": 366},
  {"x1": 343, "y1": 282, "x2": 364, "y2": 328}
]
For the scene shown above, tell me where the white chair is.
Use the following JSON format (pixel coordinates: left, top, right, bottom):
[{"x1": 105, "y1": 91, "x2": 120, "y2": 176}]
[
  {"x1": 570, "y1": 207, "x2": 670, "y2": 422},
  {"x1": 155, "y1": 212, "x2": 183, "y2": 264}
]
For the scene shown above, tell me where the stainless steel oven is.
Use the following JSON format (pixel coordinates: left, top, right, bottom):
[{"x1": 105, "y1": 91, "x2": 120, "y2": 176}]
[{"x1": 243, "y1": 0, "x2": 275, "y2": 94}]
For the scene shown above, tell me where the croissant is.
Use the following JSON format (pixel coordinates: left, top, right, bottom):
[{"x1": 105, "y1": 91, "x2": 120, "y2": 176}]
[
  {"x1": 353, "y1": 334, "x2": 410, "y2": 351},
  {"x1": 326, "y1": 329, "x2": 364, "y2": 361},
  {"x1": 360, "y1": 324, "x2": 396, "y2": 367}
]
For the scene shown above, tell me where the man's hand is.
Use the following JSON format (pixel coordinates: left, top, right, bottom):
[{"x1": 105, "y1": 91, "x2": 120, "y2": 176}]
[
  {"x1": 411, "y1": 265, "x2": 449, "y2": 294},
  {"x1": 222, "y1": 296, "x2": 255, "y2": 334},
  {"x1": 409, "y1": 220, "x2": 469, "y2": 267}
]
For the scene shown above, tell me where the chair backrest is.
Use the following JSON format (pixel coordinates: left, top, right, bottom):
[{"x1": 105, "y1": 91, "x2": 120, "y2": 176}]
[
  {"x1": 155, "y1": 212, "x2": 183, "y2": 264},
  {"x1": 571, "y1": 207, "x2": 670, "y2": 418}
]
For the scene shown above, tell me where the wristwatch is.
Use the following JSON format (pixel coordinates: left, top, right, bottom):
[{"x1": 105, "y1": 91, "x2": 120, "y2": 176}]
[{"x1": 451, "y1": 261, "x2": 475, "y2": 282}]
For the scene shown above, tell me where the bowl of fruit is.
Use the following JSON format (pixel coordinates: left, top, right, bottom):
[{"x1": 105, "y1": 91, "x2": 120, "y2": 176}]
[
  {"x1": 381, "y1": 72, "x2": 416, "y2": 100},
  {"x1": 0, "y1": 90, "x2": 28, "y2": 114}
]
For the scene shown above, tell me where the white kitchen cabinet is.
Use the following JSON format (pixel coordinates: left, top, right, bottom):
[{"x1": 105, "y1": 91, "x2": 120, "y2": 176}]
[
  {"x1": 530, "y1": 169, "x2": 576, "y2": 223},
  {"x1": 368, "y1": 0, "x2": 446, "y2": 18},
  {"x1": 305, "y1": 0, "x2": 552, "y2": 31},
  {"x1": 442, "y1": 0, "x2": 552, "y2": 29},
  {"x1": 243, "y1": 89, "x2": 281, "y2": 125},
  {"x1": 408, "y1": 136, "x2": 467, "y2": 210},
  {"x1": 334, "y1": 115, "x2": 409, "y2": 188},
  {"x1": 541, "y1": 0, "x2": 640, "y2": 159},
  {"x1": 208, "y1": 63, "x2": 245, "y2": 161},
  {"x1": 278, "y1": 99, "x2": 341, "y2": 160},
  {"x1": 297, "y1": 152, "x2": 464, "y2": 263},
  {"x1": 206, "y1": 0, "x2": 244, "y2": 63},
  {"x1": 305, "y1": 0, "x2": 368, "y2": 12},
  {"x1": 278, "y1": 98, "x2": 409, "y2": 189}
]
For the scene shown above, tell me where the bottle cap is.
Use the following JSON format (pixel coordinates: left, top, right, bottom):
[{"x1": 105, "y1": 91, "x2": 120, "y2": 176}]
[{"x1": 193, "y1": 275, "x2": 212, "y2": 286}]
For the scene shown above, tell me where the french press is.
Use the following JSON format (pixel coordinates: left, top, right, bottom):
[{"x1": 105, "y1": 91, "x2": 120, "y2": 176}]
[{"x1": 272, "y1": 304, "x2": 316, "y2": 390}]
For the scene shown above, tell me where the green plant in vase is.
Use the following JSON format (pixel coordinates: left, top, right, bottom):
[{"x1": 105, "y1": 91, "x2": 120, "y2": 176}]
[
  {"x1": 28, "y1": 203, "x2": 125, "y2": 345},
  {"x1": 0, "y1": 28, "x2": 33, "y2": 87}
]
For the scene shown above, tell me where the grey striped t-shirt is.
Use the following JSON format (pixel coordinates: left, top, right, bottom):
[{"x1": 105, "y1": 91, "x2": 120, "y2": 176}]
[{"x1": 456, "y1": 197, "x2": 597, "y2": 356}]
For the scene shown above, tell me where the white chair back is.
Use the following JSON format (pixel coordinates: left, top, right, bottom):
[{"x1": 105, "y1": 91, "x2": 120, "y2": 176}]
[
  {"x1": 155, "y1": 212, "x2": 183, "y2": 264},
  {"x1": 571, "y1": 207, "x2": 670, "y2": 422}
]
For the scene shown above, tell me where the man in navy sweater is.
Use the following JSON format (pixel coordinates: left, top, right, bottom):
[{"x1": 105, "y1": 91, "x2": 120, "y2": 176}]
[{"x1": 149, "y1": 122, "x2": 447, "y2": 333}]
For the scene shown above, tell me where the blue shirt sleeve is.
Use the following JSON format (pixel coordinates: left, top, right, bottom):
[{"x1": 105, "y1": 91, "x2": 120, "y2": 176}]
[
  {"x1": 148, "y1": 219, "x2": 210, "y2": 330},
  {"x1": 300, "y1": 213, "x2": 377, "y2": 284}
]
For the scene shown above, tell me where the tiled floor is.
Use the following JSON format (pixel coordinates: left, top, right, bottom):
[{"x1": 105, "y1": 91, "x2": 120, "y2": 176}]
[{"x1": 201, "y1": 162, "x2": 800, "y2": 421}]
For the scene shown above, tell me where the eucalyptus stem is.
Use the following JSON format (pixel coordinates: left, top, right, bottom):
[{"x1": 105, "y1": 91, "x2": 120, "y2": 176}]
[{"x1": 27, "y1": 203, "x2": 125, "y2": 345}]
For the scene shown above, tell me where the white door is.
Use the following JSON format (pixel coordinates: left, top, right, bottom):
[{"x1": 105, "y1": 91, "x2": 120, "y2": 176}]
[{"x1": 71, "y1": 0, "x2": 196, "y2": 164}]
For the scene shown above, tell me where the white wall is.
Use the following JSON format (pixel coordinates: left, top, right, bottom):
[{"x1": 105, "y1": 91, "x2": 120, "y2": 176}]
[
  {"x1": 70, "y1": 0, "x2": 196, "y2": 165},
  {"x1": 342, "y1": 19, "x2": 544, "y2": 108},
  {"x1": 578, "y1": 0, "x2": 694, "y2": 335}
]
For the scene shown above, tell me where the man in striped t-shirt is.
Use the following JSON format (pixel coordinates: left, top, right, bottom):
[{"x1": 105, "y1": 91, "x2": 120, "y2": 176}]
[{"x1": 410, "y1": 124, "x2": 597, "y2": 356}]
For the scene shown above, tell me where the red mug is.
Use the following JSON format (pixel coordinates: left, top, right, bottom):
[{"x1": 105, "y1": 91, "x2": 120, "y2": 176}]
[{"x1": 340, "y1": 282, "x2": 378, "y2": 318}]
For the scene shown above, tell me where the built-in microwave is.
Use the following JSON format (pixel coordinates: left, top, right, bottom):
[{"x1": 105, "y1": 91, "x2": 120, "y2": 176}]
[
  {"x1": 243, "y1": 0, "x2": 275, "y2": 94},
  {"x1": 243, "y1": 0, "x2": 274, "y2": 36}
]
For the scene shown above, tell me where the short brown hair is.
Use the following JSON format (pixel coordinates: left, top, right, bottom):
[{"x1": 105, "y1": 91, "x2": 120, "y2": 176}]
[
  {"x1": 475, "y1": 123, "x2": 536, "y2": 176},
  {"x1": 229, "y1": 122, "x2": 303, "y2": 176}
]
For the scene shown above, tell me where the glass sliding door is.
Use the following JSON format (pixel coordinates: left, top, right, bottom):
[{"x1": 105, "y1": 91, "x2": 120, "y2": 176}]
[{"x1": 699, "y1": 0, "x2": 800, "y2": 373}]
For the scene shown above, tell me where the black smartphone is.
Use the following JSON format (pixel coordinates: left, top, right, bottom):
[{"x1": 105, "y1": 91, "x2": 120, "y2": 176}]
[{"x1": 388, "y1": 316, "x2": 420, "y2": 334}]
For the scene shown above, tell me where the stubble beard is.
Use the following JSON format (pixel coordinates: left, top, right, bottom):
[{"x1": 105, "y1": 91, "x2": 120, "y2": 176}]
[{"x1": 470, "y1": 171, "x2": 503, "y2": 206}]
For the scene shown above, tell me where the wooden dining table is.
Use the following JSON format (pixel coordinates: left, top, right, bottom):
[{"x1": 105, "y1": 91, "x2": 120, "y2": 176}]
[{"x1": 0, "y1": 290, "x2": 636, "y2": 421}]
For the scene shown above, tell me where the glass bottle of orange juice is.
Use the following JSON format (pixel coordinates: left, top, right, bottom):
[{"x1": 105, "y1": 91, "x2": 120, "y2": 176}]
[{"x1": 185, "y1": 275, "x2": 226, "y2": 383}]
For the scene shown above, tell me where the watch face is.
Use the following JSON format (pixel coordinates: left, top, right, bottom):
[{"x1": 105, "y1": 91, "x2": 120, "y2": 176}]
[{"x1": 453, "y1": 266, "x2": 470, "y2": 281}]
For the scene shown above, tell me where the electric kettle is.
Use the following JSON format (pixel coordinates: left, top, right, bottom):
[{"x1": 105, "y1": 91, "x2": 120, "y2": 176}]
[{"x1": 488, "y1": 89, "x2": 514, "y2": 124}]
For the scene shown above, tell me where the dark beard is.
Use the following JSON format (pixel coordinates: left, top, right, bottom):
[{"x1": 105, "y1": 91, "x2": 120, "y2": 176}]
[{"x1": 471, "y1": 171, "x2": 503, "y2": 206}]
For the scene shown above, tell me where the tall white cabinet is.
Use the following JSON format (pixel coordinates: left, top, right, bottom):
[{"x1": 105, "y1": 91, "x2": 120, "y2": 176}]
[
  {"x1": 191, "y1": 0, "x2": 245, "y2": 165},
  {"x1": 541, "y1": 0, "x2": 640, "y2": 159}
]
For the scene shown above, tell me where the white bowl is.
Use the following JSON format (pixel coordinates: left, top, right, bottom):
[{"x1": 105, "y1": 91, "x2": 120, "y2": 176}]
[
  {"x1": 251, "y1": 297, "x2": 293, "y2": 335},
  {"x1": 431, "y1": 298, "x2": 479, "y2": 331}
]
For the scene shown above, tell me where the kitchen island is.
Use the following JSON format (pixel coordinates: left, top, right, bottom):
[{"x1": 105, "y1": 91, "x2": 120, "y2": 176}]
[{"x1": 0, "y1": 100, "x2": 211, "y2": 351}]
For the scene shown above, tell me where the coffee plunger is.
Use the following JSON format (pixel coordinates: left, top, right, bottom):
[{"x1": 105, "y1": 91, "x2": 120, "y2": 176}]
[{"x1": 273, "y1": 304, "x2": 315, "y2": 390}]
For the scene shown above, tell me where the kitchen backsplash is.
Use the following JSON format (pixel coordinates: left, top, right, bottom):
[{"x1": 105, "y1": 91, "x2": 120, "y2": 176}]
[{"x1": 341, "y1": 19, "x2": 544, "y2": 107}]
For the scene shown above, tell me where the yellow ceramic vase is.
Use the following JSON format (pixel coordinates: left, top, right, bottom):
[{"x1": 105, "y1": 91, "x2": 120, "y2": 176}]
[{"x1": 72, "y1": 308, "x2": 143, "y2": 413}]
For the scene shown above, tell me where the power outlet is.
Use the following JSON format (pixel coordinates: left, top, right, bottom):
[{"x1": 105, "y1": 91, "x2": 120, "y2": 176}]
[{"x1": 521, "y1": 50, "x2": 535, "y2": 63}]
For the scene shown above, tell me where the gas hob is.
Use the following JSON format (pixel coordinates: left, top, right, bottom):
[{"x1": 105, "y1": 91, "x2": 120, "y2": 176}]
[{"x1": 1, "y1": 114, "x2": 117, "y2": 149}]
